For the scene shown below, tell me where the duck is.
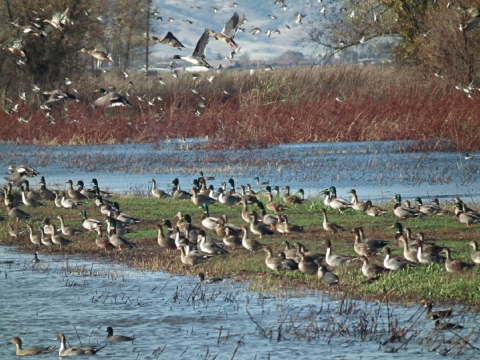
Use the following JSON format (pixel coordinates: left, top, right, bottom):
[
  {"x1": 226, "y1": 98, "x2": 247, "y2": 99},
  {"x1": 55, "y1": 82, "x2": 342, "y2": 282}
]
[
  {"x1": 416, "y1": 240, "x2": 445, "y2": 264},
  {"x1": 150, "y1": 31, "x2": 185, "y2": 49},
  {"x1": 453, "y1": 196, "x2": 478, "y2": 215},
  {"x1": 80, "y1": 48, "x2": 113, "y2": 62},
  {"x1": 249, "y1": 211, "x2": 274, "y2": 238},
  {"x1": 275, "y1": 215, "x2": 303, "y2": 234},
  {"x1": 7, "y1": 203, "x2": 30, "y2": 222},
  {"x1": 93, "y1": 88, "x2": 132, "y2": 108},
  {"x1": 106, "y1": 216, "x2": 131, "y2": 236},
  {"x1": 10, "y1": 337, "x2": 55, "y2": 356},
  {"x1": 365, "y1": 200, "x2": 388, "y2": 217},
  {"x1": 81, "y1": 210, "x2": 102, "y2": 232},
  {"x1": 7, "y1": 224, "x2": 22, "y2": 240},
  {"x1": 323, "y1": 239, "x2": 357, "y2": 267},
  {"x1": 254, "y1": 177, "x2": 269, "y2": 186},
  {"x1": 454, "y1": 202, "x2": 480, "y2": 226},
  {"x1": 5, "y1": 165, "x2": 39, "y2": 186},
  {"x1": 360, "y1": 255, "x2": 386, "y2": 279},
  {"x1": 57, "y1": 215, "x2": 82, "y2": 236},
  {"x1": 170, "y1": 178, "x2": 192, "y2": 199},
  {"x1": 21, "y1": 186, "x2": 44, "y2": 207},
  {"x1": 431, "y1": 315, "x2": 463, "y2": 330},
  {"x1": 282, "y1": 185, "x2": 305, "y2": 204},
  {"x1": 56, "y1": 333, "x2": 105, "y2": 356},
  {"x1": 74, "y1": 180, "x2": 96, "y2": 200},
  {"x1": 177, "y1": 245, "x2": 209, "y2": 266},
  {"x1": 397, "y1": 238, "x2": 418, "y2": 263},
  {"x1": 237, "y1": 185, "x2": 259, "y2": 204},
  {"x1": 26, "y1": 224, "x2": 42, "y2": 246},
  {"x1": 281, "y1": 241, "x2": 297, "y2": 259},
  {"x1": 90, "y1": 178, "x2": 113, "y2": 198},
  {"x1": 150, "y1": 179, "x2": 171, "y2": 198},
  {"x1": 430, "y1": 198, "x2": 450, "y2": 215},
  {"x1": 223, "y1": 226, "x2": 242, "y2": 248},
  {"x1": 439, "y1": 248, "x2": 474, "y2": 272},
  {"x1": 469, "y1": 241, "x2": 480, "y2": 264},
  {"x1": 201, "y1": 203, "x2": 219, "y2": 230},
  {"x1": 156, "y1": 224, "x2": 176, "y2": 252},
  {"x1": 264, "y1": 246, "x2": 282, "y2": 271},
  {"x1": 33, "y1": 251, "x2": 40, "y2": 263},
  {"x1": 215, "y1": 216, "x2": 241, "y2": 237},
  {"x1": 208, "y1": 12, "x2": 244, "y2": 50},
  {"x1": 353, "y1": 230, "x2": 379, "y2": 257},
  {"x1": 105, "y1": 327, "x2": 134, "y2": 342},
  {"x1": 66, "y1": 180, "x2": 88, "y2": 201},
  {"x1": 172, "y1": 29, "x2": 212, "y2": 68},
  {"x1": 393, "y1": 194, "x2": 422, "y2": 219},
  {"x1": 112, "y1": 203, "x2": 140, "y2": 225},
  {"x1": 38, "y1": 177, "x2": 56, "y2": 203},
  {"x1": 50, "y1": 225, "x2": 73, "y2": 247},
  {"x1": 218, "y1": 188, "x2": 240, "y2": 206},
  {"x1": 22, "y1": 179, "x2": 41, "y2": 201},
  {"x1": 191, "y1": 187, "x2": 216, "y2": 206},
  {"x1": 354, "y1": 227, "x2": 389, "y2": 250},
  {"x1": 323, "y1": 186, "x2": 352, "y2": 213},
  {"x1": 40, "y1": 227, "x2": 54, "y2": 248},
  {"x1": 42, "y1": 89, "x2": 78, "y2": 105},
  {"x1": 383, "y1": 247, "x2": 416, "y2": 271},
  {"x1": 182, "y1": 214, "x2": 200, "y2": 239},
  {"x1": 108, "y1": 228, "x2": 136, "y2": 251},
  {"x1": 265, "y1": 189, "x2": 288, "y2": 214},
  {"x1": 415, "y1": 232, "x2": 442, "y2": 254},
  {"x1": 238, "y1": 199, "x2": 254, "y2": 223},
  {"x1": 61, "y1": 193, "x2": 82, "y2": 209},
  {"x1": 412, "y1": 197, "x2": 442, "y2": 215},
  {"x1": 320, "y1": 209, "x2": 345, "y2": 233},
  {"x1": 198, "y1": 230, "x2": 229, "y2": 255},
  {"x1": 349, "y1": 189, "x2": 368, "y2": 212},
  {"x1": 420, "y1": 300, "x2": 453, "y2": 319},
  {"x1": 318, "y1": 265, "x2": 339, "y2": 285},
  {"x1": 241, "y1": 225, "x2": 262, "y2": 252},
  {"x1": 278, "y1": 251, "x2": 298, "y2": 270},
  {"x1": 297, "y1": 252, "x2": 319, "y2": 275},
  {"x1": 95, "y1": 227, "x2": 114, "y2": 252},
  {"x1": 198, "y1": 272, "x2": 223, "y2": 283}
]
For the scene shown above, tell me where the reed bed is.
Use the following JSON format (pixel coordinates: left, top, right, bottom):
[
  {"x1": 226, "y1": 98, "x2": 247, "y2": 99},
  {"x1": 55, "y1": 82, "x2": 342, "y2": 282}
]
[{"x1": 1, "y1": 64, "x2": 479, "y2": 151}]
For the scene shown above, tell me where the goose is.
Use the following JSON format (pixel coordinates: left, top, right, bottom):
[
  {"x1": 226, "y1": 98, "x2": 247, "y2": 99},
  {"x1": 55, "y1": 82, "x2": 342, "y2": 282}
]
[
  {"x1": 172, "y1": 29, "x2": 212, "y2": 68},
  {"x1": 10, "y1": 337, "x2": 55, "y2": 356},
  {"x1": 95, "y1": 227, "x2": 114, "y2": 252},
  {"x1": 241, "y1": 225, "x2": 262, "y2": 252},
  {"x1": 365, "y1": 200, "x2": 388, "y2": 217},
  {"x1": 57, "y1": 215, "x2": 82, "y2": 236},
  {"x1": 208, "y1": 12, "x2": 244, "y2": 50},
  {"x1": 454, "y1": 202, "x2": 480, "y2": 226},
  {"x1": 439, "y1": 248, "x2": 474, "y2": 272},
  {"x1": 150, "y1": 31, "x2": 185, "y2": 49},
  {"x1": 320, "y1": 209, "x2": 345, "y2": 233},
  {"x1": 105, "y1": 327, "x2": 134, "y2": 342},
  {"x1": 318, "y1": 265, "x2": 339, "y2": 285},
  {"x1": 201, "y1": 203, "x2": 219, "y2": 230},
  {"x1": 108, "y1": 229, "x2": 136, "y2": 252},
  {"x1": 249, "y1": 211, "x2": 274, "y2": 238},
  {"x1": 323, "y1": 186, "x2": 352, "y2": 213},
  {"x1": 469, "y1": 241, "x2": 480, "y2": 264},
  {"x1": 324, "y1": 239, "x2": 357, "y2": 267},
  {"x1": 150, "y1": 179, "x2": 171, "y2": 198},
  {"x1": 56, "y1": 333, "x2": 105, "y2": 356},
  {"x1": 383, "y1": 247, "x2": 416, "y2": 271},
  {"x1": 264, "y1": 246, "x2": 282, "y2": 271},
  {"x1": 93, "y1": 88, "x2": 132, "y2": 108},
  {"x1": 81, "y1": 210, "x2": 102, "y2": 232}
]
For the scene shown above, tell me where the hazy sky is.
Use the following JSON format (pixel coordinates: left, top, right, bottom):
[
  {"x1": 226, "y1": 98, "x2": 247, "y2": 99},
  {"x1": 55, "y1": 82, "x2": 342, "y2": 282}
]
[{"x1": 149, "y1": 0, "x2": 330, "y2": 61}]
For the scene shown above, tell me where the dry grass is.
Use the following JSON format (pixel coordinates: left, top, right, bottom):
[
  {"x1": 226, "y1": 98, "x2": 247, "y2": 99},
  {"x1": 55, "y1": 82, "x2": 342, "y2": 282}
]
[{"x1": 1, "y1": 64, "x2": 479, "y2": 151}]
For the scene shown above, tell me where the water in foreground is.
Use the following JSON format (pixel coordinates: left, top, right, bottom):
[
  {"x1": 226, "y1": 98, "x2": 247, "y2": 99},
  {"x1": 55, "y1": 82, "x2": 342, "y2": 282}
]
[{"x1": 1, "y1": 247, "x2": 479, "y2": 359}]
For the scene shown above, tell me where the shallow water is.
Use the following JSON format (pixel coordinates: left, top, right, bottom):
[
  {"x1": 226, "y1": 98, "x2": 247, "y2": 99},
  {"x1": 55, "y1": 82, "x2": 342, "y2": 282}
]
[
  {"x1": 1, "y1": 247, "x2": 479, "y2": 359},
  {"x1": 0, "y1": 139, "x2": 479, "y2": 203}
]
